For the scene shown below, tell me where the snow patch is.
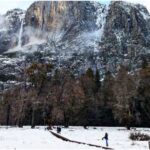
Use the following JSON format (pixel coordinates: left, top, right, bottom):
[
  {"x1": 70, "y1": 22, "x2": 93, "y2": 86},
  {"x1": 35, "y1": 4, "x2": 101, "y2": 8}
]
[
  {"x1": 140, "y1": 11, "x2": 150, "y2": 20},
  {"x1": 0, "y1": 126, "x2": 149, "y2": 150}
]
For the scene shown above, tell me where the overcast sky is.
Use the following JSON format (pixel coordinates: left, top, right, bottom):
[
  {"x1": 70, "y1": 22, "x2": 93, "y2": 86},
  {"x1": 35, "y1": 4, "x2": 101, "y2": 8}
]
[{"x1": 0, "y1": 0, "x2": 149, "y2": 15}]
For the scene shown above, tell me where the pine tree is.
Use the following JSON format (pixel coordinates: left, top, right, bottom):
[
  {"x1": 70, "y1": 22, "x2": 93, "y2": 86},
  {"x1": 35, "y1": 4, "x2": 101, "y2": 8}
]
[
  {"x1": 113, "y1": 65, "x2": 135, "y2": 127},
  {"x1": 136, "y1": 65, "x2": 150, "y2": 126},
  {"x1": 142, "y1": 57, "x2": 148, "y2": 69},
  {"x1": 86, "y1": 68, "x2": 94, "y2": 79},
  {"x1": 94, "y1": 69, "x2": 101, "y2": 93}
]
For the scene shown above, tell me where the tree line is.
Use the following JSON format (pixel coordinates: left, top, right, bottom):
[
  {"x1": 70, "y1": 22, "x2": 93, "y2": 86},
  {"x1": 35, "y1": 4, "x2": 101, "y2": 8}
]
[{"x1": 0, "y1": 60, "x2": 150, "y2": 128}]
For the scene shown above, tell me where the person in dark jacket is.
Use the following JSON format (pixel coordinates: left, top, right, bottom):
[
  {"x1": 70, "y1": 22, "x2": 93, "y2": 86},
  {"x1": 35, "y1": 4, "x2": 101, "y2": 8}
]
[
  {"x1": 57, "y1": 126, "x2": 61, "y2": 134},
  {"x1": 102, "y1": 132, "x2": 108, "y2": 147}
]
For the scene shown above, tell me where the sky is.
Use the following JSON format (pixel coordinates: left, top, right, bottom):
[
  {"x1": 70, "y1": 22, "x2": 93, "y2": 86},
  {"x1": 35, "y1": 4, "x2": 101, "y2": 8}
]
[{"x1": 0, "y1": 0, "x2": 150, "y2": 15}]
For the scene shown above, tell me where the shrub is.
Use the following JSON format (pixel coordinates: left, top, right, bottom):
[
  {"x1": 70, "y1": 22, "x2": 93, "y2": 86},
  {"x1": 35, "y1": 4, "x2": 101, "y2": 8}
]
[{"x1": 130, "y1": 132, "x2": 150, "y2": 141}]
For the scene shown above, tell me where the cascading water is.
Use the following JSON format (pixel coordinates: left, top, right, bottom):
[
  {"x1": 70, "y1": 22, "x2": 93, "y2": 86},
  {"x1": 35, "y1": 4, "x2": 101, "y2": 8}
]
[
  {"x1": 4, "y1": 15, "x2": 25, "y2": 54},
  {"x1": 92, "y1": 2, "x2": 110, "y2": 53},
  {"x1": 18, "y1": 18, "x2": 24, "y2": 48}
]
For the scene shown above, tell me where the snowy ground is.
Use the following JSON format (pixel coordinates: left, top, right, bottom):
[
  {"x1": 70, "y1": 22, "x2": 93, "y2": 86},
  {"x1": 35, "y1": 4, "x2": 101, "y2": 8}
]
[{"x1": 0, "y1": 126, "x2": 149, "y2": 150}]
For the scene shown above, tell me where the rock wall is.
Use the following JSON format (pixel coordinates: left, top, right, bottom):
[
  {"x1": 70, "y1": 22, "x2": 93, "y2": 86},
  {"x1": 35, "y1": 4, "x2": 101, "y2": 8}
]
[
  {"x1": 0, "y1": 1, "x2": 150, "y2": 90},
  {"x1": 0, "y1": 9, "x2": 24, "y2": 53}
]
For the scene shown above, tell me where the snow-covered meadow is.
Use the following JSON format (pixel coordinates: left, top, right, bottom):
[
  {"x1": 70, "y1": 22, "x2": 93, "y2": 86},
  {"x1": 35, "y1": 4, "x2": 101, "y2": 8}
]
[{"x1": 0, "y1": 126, "x2": 149, "y2": 150}]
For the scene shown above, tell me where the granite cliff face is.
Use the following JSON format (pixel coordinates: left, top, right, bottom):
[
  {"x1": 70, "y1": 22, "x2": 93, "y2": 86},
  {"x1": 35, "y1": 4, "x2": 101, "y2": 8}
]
[
  {"x1": 23, "y1": 1, "x2": 103, "y2": 52},
  {"x1": 101, "y1": 1, "x2": 150, "y2": 71},
  {"x1": 0, "y1": 1, "x2": 150, "y2": 90},
  {"x1": 23, "y1": 1, "x2": 150, "y2": 71},
  {"x1": 0, "y1": 9, "x2": 24, "y2": 53},
  {"x1": 25, "y1": 1, "x2": 97, "y2": 31}
]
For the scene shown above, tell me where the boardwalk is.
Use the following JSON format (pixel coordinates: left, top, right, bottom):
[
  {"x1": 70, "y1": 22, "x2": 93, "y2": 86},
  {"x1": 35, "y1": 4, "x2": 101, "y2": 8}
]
[{"x1": 50, "y1": 131, "x2": 114, "y2": 150}]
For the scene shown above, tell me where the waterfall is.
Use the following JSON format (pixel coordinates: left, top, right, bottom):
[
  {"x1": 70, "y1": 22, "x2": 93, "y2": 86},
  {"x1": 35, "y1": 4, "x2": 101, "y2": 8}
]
[{"x1": 18, "y1": 19, "x2": 24, "y2": 48}]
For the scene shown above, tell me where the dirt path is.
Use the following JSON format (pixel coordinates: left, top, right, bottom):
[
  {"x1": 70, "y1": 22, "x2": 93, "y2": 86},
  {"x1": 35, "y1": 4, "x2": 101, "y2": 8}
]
[{"x1": 50, "y1": 131, "x2": 114, "y2": 150}]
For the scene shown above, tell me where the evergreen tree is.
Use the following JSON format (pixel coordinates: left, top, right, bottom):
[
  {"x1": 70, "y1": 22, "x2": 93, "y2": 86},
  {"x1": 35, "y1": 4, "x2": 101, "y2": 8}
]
[
  {"x1": 113, "y1": 65, "x2": 135, "y2": 127},
  {"x1": 86, "y1": 68, "x2": 94, "y2": 79},
  {"x1": 94, "y1": 69, "x2": 101, "y2": 93},
  {"x1": 136, "y1": 65, "x2": 150, "y2": 126},
  {"x1": 142, "y1": 57, "x2": 148, "y2": 69}
]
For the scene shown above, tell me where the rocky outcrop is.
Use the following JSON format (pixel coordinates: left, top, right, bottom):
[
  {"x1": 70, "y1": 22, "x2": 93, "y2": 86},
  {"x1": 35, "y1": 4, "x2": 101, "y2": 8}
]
[
  {"x1": 0, "y1": 1, "x2": 150, "y2": 90},
  {"x1": 23, "y1": 1, "x2": 150, "y2": 71},
  {"x1": 100, "y1": 1, "x2": 150, "y2": 71},
  {"x1": 0, "y1": 9, "x2": 25, "y2": 53},
  {"x1": 25, "y1": 1, "x2": 96, "y2": 31},
  {"x1": 23, "y1": 1, "x2": 100, "y2": 46},
  {"x1": 23, "y1": 1, "x2": 109, "y2": 60}
]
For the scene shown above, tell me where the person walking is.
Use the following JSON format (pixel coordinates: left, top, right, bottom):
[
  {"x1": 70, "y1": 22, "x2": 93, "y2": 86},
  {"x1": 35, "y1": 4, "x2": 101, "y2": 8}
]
[{"x1": 102, "y1": 132, "x2": 108, "y2": 147}]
